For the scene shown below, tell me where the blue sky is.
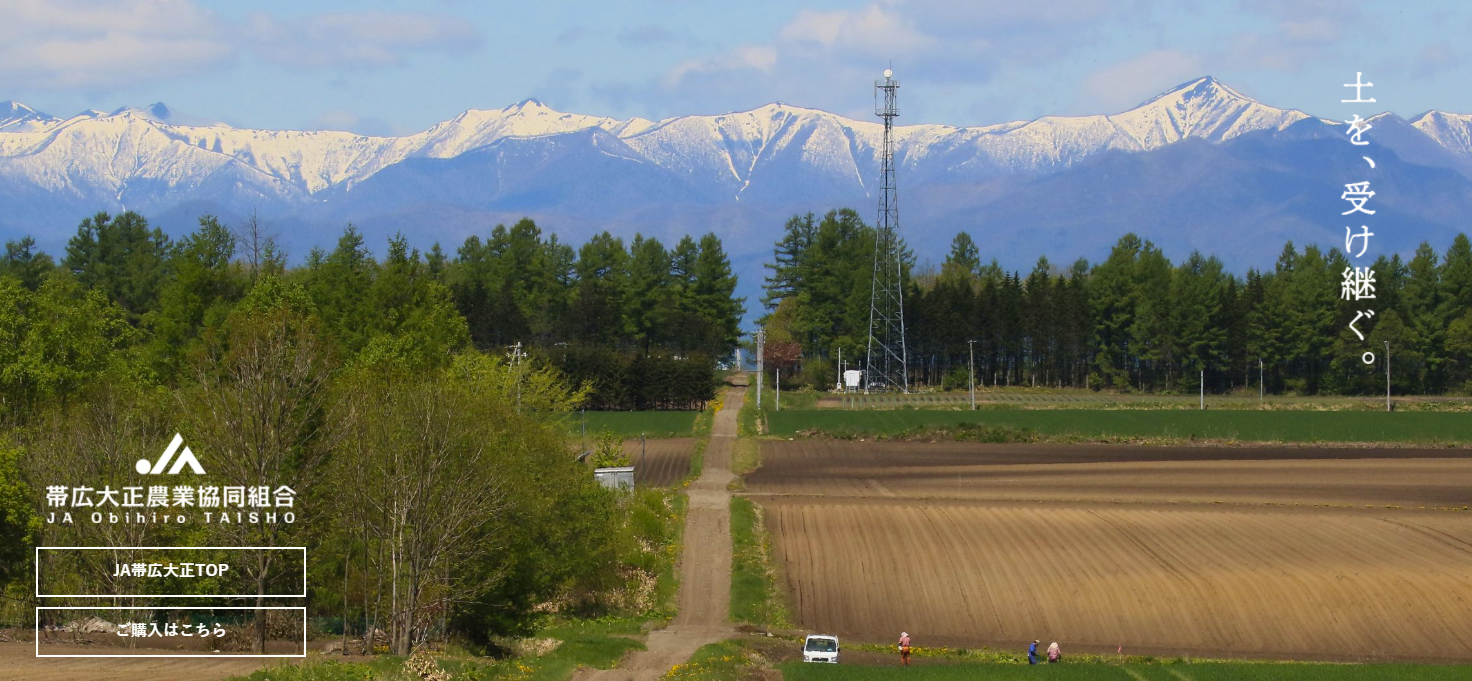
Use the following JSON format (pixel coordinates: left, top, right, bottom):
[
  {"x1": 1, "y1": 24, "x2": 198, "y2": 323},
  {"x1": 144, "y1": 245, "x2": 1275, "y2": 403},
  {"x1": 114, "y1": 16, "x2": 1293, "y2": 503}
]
[{"x1": 3, "y1": 0, "x2": 1470, "y2": 134}]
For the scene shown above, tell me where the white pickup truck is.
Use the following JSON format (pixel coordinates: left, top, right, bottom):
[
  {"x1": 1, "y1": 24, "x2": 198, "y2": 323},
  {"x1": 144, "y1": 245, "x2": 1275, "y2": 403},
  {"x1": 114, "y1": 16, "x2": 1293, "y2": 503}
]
[{"x1": 803, "y1": 634, "x2": 840, "y2": 663}]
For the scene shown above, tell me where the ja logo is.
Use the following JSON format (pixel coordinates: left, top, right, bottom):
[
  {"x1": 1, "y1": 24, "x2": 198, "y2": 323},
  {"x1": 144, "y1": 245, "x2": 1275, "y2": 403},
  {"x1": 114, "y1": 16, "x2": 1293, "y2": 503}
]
[{"x1": 135, "y1": 433, "x2": 206, "y2": 475}]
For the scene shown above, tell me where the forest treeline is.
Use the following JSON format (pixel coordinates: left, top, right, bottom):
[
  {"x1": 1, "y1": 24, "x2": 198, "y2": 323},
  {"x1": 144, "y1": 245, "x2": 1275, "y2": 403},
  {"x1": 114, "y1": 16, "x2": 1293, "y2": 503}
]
[
  {"x1": 760, "y1": 208, "x2": 1472, "y2": 395},
  {"x1": 0, "y1": 211, "x2": 736, "y2": 652},
  {"x1": 0, "y1": 213, "x2": 740, "y2": 412}
]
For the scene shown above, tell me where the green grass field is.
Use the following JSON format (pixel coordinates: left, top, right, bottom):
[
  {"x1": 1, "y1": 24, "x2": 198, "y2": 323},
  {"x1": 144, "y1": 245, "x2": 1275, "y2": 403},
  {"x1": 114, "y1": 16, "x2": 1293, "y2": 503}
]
[
  {"x1": 729, "y1": 496, "x2": 787, "y2": 628},
  {"x1": 829, "y1": 389, "x2": 1472, "y2": 411},
  {"x1": 765, "y1": 408, "x2": 1472, "y2": 444},
  {"x1": 567, "y1": 410, "x2": 700, "y2": 438},
  {"x1": 781, "y1": 661, "x2": 1472, "y2": 681}
]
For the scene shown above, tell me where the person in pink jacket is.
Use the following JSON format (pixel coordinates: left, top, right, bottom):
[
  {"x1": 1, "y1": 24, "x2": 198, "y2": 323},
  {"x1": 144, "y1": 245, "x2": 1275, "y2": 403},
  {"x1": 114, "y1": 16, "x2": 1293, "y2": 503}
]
[{"x1": 898, "y1": 632, "x2": 912, "y2": 666}]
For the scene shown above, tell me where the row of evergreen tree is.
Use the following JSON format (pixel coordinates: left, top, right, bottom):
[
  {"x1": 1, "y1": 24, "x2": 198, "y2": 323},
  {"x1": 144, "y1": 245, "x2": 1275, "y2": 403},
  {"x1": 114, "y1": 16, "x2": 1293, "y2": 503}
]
[
  {"x1": 451, "y1": 218, "x2": 744, "y2": 355},
  {"x1": 0, "y1": 213, "x2": 742, "y2": 411},
  {"x1": 760, "y1": 209, "x2": 1472, "y2": 395}
]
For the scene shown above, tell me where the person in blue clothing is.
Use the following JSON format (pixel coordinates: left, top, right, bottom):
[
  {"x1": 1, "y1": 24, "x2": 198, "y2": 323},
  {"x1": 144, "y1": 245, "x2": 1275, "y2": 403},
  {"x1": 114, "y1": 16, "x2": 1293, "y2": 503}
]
[{"x1": 1028, "y1": 640, "x2": 1040, "y2": 664}]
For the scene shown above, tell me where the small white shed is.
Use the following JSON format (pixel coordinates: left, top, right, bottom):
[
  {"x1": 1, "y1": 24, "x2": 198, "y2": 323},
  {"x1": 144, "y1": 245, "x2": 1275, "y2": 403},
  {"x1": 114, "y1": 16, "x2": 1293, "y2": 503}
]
[{"x1": 594, "y1": 466, "x2": 635, "y2": 491}]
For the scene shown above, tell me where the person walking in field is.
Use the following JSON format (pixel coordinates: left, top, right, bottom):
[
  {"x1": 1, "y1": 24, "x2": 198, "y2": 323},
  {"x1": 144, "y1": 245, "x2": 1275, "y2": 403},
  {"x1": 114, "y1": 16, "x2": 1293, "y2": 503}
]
[
  {"x1": 1028, "y1": 639, "x2": 1040, "y2": 665},
  {"x1": 898, "y1": 632, "x2": 912, "y2": 666},
  {"x1": 1047, "y1": 641, "x2": 1061, "y2": 663}
]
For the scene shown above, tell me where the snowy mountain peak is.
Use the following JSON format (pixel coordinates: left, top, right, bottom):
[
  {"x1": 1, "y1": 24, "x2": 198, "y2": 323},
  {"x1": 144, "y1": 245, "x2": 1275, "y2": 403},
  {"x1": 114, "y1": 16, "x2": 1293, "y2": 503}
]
[
  {"x1": 1, "y1": 100, "x2": 46, "y2": 118},
  {"x1": 0, "y1": 101, "x2": 59, "y2": 132},
  {"x1": 1410, "y1": 110, "x2": 1472, "y2": 161},
  {"x1": 1141, "y1": 76, "x2": 1253, "y2": 107},
  {"x1": 1105, "y1": 74, "x2": 1307, "y2": 147},
  {"x1": 104, "y1": 102, "x2": 227, "y2": 128}
]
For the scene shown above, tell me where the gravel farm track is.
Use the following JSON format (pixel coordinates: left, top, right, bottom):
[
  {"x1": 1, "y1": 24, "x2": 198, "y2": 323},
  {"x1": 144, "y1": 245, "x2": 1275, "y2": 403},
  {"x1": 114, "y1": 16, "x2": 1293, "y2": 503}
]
[
  {"x1": 744, "y1": 440, "x2": 1472, "y2": 662},
  {"x1": 576, "y1": 384, "x2": 745, "y2": 681},
  {"x1": 0, "y1": 641, "x2": 298, "y2": 681}
]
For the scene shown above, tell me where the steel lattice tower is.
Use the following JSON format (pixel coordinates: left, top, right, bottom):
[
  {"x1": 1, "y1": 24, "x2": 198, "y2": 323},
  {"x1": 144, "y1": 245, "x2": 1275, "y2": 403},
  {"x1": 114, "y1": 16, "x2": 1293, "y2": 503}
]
[{"x1": 865, "y1": 68, "x2": 908, "y2": 393}]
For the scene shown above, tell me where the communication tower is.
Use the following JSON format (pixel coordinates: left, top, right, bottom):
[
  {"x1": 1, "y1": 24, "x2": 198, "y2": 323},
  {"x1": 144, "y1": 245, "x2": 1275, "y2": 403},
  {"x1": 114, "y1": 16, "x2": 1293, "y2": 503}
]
[{"x1": 864, "y1": 67, "x2": 909, "y2": 393}]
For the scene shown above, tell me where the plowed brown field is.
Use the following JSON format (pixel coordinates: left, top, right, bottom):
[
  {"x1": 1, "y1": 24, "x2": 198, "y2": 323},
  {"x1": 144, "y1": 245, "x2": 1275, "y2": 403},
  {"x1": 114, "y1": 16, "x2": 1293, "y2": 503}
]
[
  {"x1": 746, "y1": 441, "x2": 1472, "y2": 662},
  {"x1": 627, "y1": 437, "x2": 697, "y2": 487}
]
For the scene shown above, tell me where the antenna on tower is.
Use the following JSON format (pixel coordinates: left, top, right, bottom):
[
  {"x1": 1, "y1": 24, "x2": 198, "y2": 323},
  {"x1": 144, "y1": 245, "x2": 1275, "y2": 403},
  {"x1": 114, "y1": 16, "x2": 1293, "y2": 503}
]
[{"x1": 864, "y1": 65, "x2": 908, "y2": 394}]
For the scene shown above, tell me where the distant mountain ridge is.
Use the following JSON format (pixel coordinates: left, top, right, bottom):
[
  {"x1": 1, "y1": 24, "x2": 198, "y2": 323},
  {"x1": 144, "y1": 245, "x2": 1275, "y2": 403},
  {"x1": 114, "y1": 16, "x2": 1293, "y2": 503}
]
[
  {"x1": 0, "y1": 77, "x2": 1335, "y2": 200},
  {"x1": 4, "y1": 76, "x2": 1472, "y2": 313}
]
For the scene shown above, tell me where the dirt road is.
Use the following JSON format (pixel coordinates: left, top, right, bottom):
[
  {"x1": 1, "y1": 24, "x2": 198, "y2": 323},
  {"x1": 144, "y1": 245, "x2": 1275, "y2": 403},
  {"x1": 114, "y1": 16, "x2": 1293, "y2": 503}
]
[
  {"x1": 0, "y1": 642, "x2": 291, "y2": 681},
  {"x1": 577, "y1": 385, "x2": 745, "y2": 680}
]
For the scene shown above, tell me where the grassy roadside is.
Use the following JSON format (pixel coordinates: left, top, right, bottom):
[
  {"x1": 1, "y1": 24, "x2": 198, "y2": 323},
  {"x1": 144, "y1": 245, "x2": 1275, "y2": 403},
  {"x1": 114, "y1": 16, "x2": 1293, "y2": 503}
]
[
  {"x1": 231, "y1": 617, "x2": 648, "y2": 681},
  {"x1": 661, "y1": 639, "x2": 766, "y2": 681},
  {"x1": 737, "y1": 379, "x2": 762, "y2": 437},
  {"x1": 780, "y1": 661, "x2": 1472, "y2": 680},
  {"x1": 729, "y1": 496, "x2": 789, "y2": 630},
  {"x1": 766, "y1": 408, "x2": 1472, "y2": 445},
  {"x1": 227, "y1": 487, "x2": 689, "y2": 681},
  {"x1": 692, "y1": 392, "x2": 720, "y2": 437},
  {"x1": 650, "y1": 489, "x2": 688, "y2": 617},
  {"x1": 683, "y1": 390, "x2": 723, "y2": 481},
  {"x1": 730, "y1": 438, "x2": 761, "y2": 476}
]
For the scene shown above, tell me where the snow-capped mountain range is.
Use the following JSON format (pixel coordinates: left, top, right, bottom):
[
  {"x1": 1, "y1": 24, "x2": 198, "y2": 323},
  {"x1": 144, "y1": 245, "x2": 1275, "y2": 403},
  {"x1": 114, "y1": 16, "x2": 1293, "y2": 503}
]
[
  {"x1": 4, "y1": 75, "x2": 1472, "y2": 305},
  {"x1": 0, "y1": 77, "x2": 1327, "y2": 201}
]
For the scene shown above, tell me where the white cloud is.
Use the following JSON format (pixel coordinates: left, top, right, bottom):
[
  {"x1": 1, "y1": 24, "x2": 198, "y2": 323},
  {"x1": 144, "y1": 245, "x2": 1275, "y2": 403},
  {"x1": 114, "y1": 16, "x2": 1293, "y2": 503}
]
[
  {"x1": 302, "y1": 110, "x2": 398, "y2": 137},
  {"x1": 1081, "y1": 49, "x2": 1207, "y2": 112},
  {"x1": 778, "y1": 5, "x2": 931, "y2": 54},
  {"x1": 0, "y1": 0, "x2": 232, "y2": 90},
  {"x1": 630, "y1": 1, "x2": 1124, "y2": 119},
  {"x1": 240, "y1": 11, "x2": 480, "y2": 69},
  {"x1": 0, "y1": 1, "x2": 482, "y2": 92},
  {"x1": 665, "y1": 45, "x2": 778, "y2": 87}
]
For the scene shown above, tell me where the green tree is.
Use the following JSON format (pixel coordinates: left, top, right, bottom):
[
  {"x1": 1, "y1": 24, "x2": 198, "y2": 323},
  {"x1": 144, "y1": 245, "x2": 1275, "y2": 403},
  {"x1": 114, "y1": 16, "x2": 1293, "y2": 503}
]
[
  {"x1": 572, "y1": 232, "x2": 630, "y2": 346},
  {"x1": 1090, "y1": 234, "x2": 1143, "y2": 389},
  {"x1": 941, "y1": 232, "x2": 980, "y2": 284},
  {"x1": 691, "y1": 233, "x2": 744, "y2": 355},
  {"x1": 1171, "y1": 251, "x2": 1228, "y2": 385},
  {"x1": 761, "y1": 213, "x2": 817, "y2": 311},
  {"x1": 1401, "y1": 242, "x2": 1444, "y2": 392},
  {"x1": 63, "y1": 211, "x2": 171, "y2": 317},
  {"x1": 305, "y1": 226, "x2": 377, "y2": 355},
  {"x1": 150, "y1": 215, "x2": 240, "y2": 374},
  {"x1": 0, "y1": 272, "x2": 137, "y2": 412},
  {"x1": 1, "y1": 236, "x2": 55, "y2": 290},
  {"x1": 0, "y1": 443, "x2": 38, "y2": 591},
  {"x1": 626, "y1": 235, "x2": 674, "y2": 351}
]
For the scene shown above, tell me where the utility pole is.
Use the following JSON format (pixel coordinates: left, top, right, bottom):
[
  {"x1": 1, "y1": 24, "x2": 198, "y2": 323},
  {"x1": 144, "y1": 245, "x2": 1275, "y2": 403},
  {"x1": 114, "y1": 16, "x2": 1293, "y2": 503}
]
[
  {"x1": 837, "y1": 346, "x2": 842, "y2": 392},
  {"x1": 1385, "y1": 340, "x2": 1391, "y2": 412},
  {"x1": 967, "y1": 339, "x2": 977, "y2": 411},
  {"x1": 776, "y1": 368, "x2": 781, "y2": 411},
  {"x1": 508, "y1": 341, "x2": 525, "y2": 412},
  {"x1": 1200, "y1": 368, "x2": 1205, "y2": 410},
  {"x1": 1258, "y1": 359, "x2": 1264, "y2": 408},
  {"x1": 756, "y1": 328, "x2": 765, "y2": 410}
]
